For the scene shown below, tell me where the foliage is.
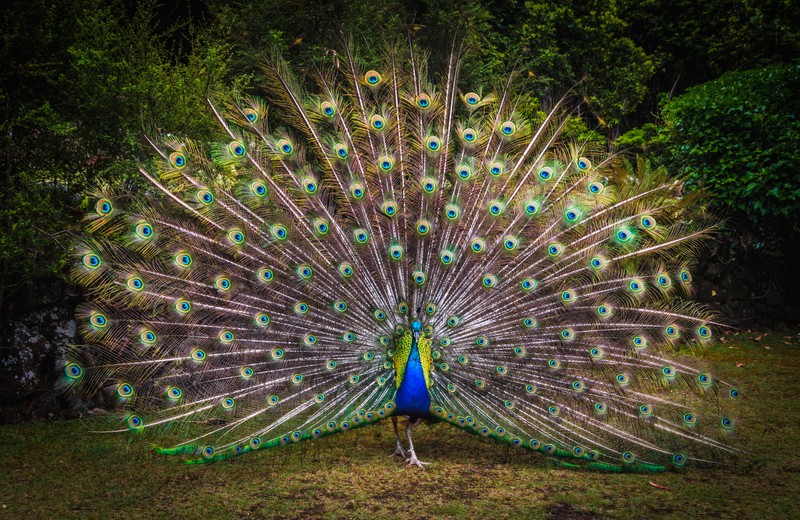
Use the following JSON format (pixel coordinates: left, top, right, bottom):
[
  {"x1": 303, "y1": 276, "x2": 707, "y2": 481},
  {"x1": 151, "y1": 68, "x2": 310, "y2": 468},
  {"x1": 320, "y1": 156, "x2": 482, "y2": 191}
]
[{"x1": 619, "y1": 65, "x2": 800, "y2": 222}]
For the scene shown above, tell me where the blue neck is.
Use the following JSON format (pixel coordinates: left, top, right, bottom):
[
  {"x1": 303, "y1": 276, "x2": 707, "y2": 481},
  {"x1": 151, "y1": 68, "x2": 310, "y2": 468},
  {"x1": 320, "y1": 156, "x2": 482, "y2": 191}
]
[{"x1": 394, "y1": 336, "x2": 431, "y2": 418}]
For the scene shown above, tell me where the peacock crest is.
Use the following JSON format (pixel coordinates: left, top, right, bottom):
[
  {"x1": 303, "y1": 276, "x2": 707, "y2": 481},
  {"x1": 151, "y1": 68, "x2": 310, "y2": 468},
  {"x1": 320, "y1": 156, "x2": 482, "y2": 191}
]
[{"x1": 66, "y1": 40, "x2": 744, "y2": 471}]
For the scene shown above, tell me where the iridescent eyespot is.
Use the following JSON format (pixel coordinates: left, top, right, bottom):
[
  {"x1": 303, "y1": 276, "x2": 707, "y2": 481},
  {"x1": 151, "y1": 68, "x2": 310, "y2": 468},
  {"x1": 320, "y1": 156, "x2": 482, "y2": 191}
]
[
  {"x1": 388, "y1": 244, "x2": 403, "y2": 260},
  {"x1": 560, "y1": 290, "x2": 576, "y2": 303},
  {"x1": 82, "y1": 253, "x2": 101, "y2": 269},
  {"x1": 632, "y1": 336, "x2": 648, "y2": 348},
  {"x1": 271, "y1": 224, "x2": 288, "y2": 240},
  {"x1": 312, "y1": 218, "x2": 329, "y2": 235},
  {"x1": 255, "y1": 313, "x2": 270, "y2": 326},
  {"x1": 291, "y1": 374, "x2": 304, "y2": 384},
  {"x1": 538, "y1": 167, "x2": 553, "y2": 180},
  {"x1": 364, "y1": 70, "x2": 382, "y2": 85},
  {"x1": 444, "y1": 204, "x2": 460, "y2": 220},
  {"x1": 665, "y1": 324, "x2": 680, "y2": 338},
  {"x1": 475, "y1": 379, "x2": 485, "y2": 388},
  {"x1": 174, "y1": 252, "x2": 193, "y2": 268},
  {"x1": 589, "y1": 255, "x2": 607, "y2": 269},
  {"x1": 297, "y1": 264, "x2": 313, "y2": 280},
  {"x1": 139, "y1": 329, "x2": 156, "y2": 345},
  {"x1": 258, "y1": 268, "x2": 274, "y2": 283},
  {"x1": 588, "y1": 181, "x2": 604, "y2": 194},
  {"x1": 229, "y1": 141, "x2": 245, "y2": 157},
  {"x1": 482, "y1": 275, "x2": 497, "y2": 288},
  {"x1": 523, "y1": 317, "x2": 537, "y2": 328},
  {"x1": 596, "y1": 304, "x2": 612, "y2": 317},
  {"x1": 524, "y1": 200, "x2": 540, "y2": 216},
  {"x1": 594, "y1": 402, "x2": 607, "y2": 414},
  {"x1": 343, "y1": 331, "x2": 356, "y2": 342},
  {"x1": 167, "y1": 386, "x2": 183, "y2": 399},
  {"x1": 547, "y1": 358, "x2": 560, "y2": 369},
  {"x1": 572, "y1": 380, "x2": 585, "y2": 392},
  {"x1": 227, "y1": 229, "x2": 245, "y2": 245},
  {"x1": 169, "y1": 151, "x2": 186, "y2": 169},
  {"x1": 424, "y1": 136, "x2": 441, "y2": 152},
  {"x1": 320, "y1": 101, "x2": 335, "y2": 117},
  {"x1": 662, "y1": 366, "x2": 676, "y2": 378},
  {"x1": 503, "y1": 236, "x2": 519, "y2": 251},
  {"x1": 683, "y1": 412, "x2": 696, "y2": 426},
  {"x1": 440, "y1": 250, "x2": 454, "y2": 265},
  {"x1": 499, "y1": 121, "x2": 516, "y2": 136},
  {"x1": 174, "y1": 299, "x2": 191, "y2": 315},
  {"x1": 488, "y1": 200, "x2": 504, "y2": 215},
  {"x1": 369, "y1": 114, "x2": 385, "y2": 130},
  {"x1": 277, "y1": 139, "x2": 293, "y2": 154},
  {"x1": 294, "y1": 302, "x2": 309, "y2": 315},
  {"x1": 117, "y1": 383, "x2": 134, "y2": 398},
  {"x1": 378, "y1": 155, "x2": 394, "y2": 172},
  {"x1": 589, "y1": 347, "x2": 604, "y2": 359},
  {"x1": 548, "y1": 405, "x2": 560, "y2": 416},
  {"x1": 381, "y1": 200, "x2": 397, "y2": 217},
  {"x1": 564, "y1": 207, "x2": 581, "y2": 223},
  {"x1": 464, "y1": 92, "x2": 480, "y2": 105},
  {"x1": 333, "y1": 143, "x2": 348, "y2": 159},
  {"x1": 421, "y1": 177, "x2": 437, "y2": 193},
  {"x1": 127, "y1": 415, "x2": 143, "y2": 430},
  {"x1": 475, "y1": 336, "x2": 488, "y2": 347},
  {"x1": 350, "y1": 182, "x2": 365, "y2": 199},
  {"x1": 657, "y1": 273, "x2": 672, "y2": 288},
  {"x1": 730, "y1": 388, "x2": 741, "y2": 399},
  {"x1": 397, "y1": 302, "x2": 410, "y2": 314},
  {"x1": 416, "y1": 219, "x2": 431, "y2": 235},
  {"x1": 219, "y1": 330, "x2": 234, "y2": 344},
  {"x1": 302, "y1": 177, "x2": 318, "y2": 194},
  {"x1": 197, "y1": 189, "x2": 214, "y2": 205},
  {"x1": 214, "y1": 276, "x2": 231, "y2": 291},
  {"x1": 243, "y1": 108, "x2": 259, "y2": 123},
  {"x1": 547, "y1": 243, "x2": 563, "y2": 256},
  {"x1": 680, "y1": 270, "x2": 692, "y2": 283},
  {"x1": 628, "y1": 279, "x2": 644, "y2": 293},
  {"x1": 338, "y1": 263, "x2": 354, "y2": 278},
  {"x1": 640, "y1": 215, "x2": 656, "y2": 229},
  {"x1": 469, "y1": 237, "x2": 486, "y2": 253},
  {"x1": 373, "y1": 309, "x2": 386, "y2": 321},
  {"x1": 461, "y1": 128, "x2": 477, "y2": 142},
  {"x1": 353, "y1": 228, "x2": 369, "y2": 244},
  {"x1": 639, "y1": 404, "x2": 653, "y2": 416},
  {"x1": 89, "y1": 312, "x2": 107, "y2": 329},
  {"x1": 622, "y1": 451, "x2": 635, "y2": 463},
  {"x1": 95, "y1": 198, "x2": 113, "y2": 216},
  {"x1": 672, "y1": 453, "x2": 687, "y2": 467},
  {"x1": 333, "y1": 300, "x2": 348, "y2": 313},
  {"x1": 698, "y1": 373, "x2": 712, "y2": 387},
  {"x1": 191, "y1": 348, "x2": 206, "y2": 362},
  {"x1": 489, "y1": 161, "x2": 504, "y2": 176},
  {"x1": 447, "y1": 316, "x2": 460, "y2": 327},
  {"x1": 271, "y1": 348, "x2": 284, "y2": 360},
  {"x1": 450, "y1": 165, "x2": 473, "y2": 184},
  {"x1": 267, "y1": 394, "x2": 280, "y2": 405},
  {"x1": 576, "y1": 157, "x2": 591, "y2": 170},
  {"x1": 615, "y1": 228, "x2": 633, "y2": 242},
  {"x1": 134, "y1": 222, "x2": 153, "y2": 240},
  {"x1": 416, "y1": 93, "x2": 431, "y2": 109},
  {"x1": 248, "y1": 180, "x2": 267, "y2": 198},
  {"x1": 696, "y1": 325, "x2": 712, "y2": 340},
  {"x1": 64, "y1": 362, "x2": 82, "y2": 379},
  {"x1": 521, "y1": 278, "x2": 537, "y2": 291},
  {"x1": 721, "y1": 417, "x2": 734, "y2": 430},
  {"x1": 616, "y1": 373, "x2": 630, "y2": 385},
  {"x1": 412, "y1": 270, "x2": 426, "y2": 285},
  {"x1": 514, "y1": 346, "x2": 526, "y2": 356},
  {"x1": 561, "y1": 328, "x2": 575, "y2": 340},
  {"x1": 424, "y1": 303, "x2": 437, "y2": 315}
]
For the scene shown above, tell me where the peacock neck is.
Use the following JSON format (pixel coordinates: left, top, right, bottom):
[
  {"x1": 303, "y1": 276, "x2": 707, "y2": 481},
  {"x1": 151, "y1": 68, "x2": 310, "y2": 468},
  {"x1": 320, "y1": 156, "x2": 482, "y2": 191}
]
[{"x1": 394, "y1": 332, "x2": 432, "y2": 418}]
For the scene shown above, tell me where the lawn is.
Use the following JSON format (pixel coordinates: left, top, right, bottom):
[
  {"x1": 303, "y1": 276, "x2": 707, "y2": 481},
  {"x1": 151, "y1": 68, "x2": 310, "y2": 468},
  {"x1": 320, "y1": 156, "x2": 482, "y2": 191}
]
[{"x1": 1, "y1": 331, "x2": 798, "y2": 519}]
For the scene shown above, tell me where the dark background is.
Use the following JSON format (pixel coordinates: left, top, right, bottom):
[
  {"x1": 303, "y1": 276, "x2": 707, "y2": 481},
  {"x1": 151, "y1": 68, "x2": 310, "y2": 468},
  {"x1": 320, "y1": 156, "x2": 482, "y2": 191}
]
[{"x1": 1, "y1": 0, "x2": 798, "y2": 421}]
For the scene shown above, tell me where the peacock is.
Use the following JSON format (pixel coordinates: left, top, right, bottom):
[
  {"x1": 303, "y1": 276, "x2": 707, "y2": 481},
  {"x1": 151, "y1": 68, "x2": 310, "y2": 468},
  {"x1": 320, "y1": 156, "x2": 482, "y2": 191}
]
[{"x1": 65, "y1": 40, "x2": 744, "y2": 472}]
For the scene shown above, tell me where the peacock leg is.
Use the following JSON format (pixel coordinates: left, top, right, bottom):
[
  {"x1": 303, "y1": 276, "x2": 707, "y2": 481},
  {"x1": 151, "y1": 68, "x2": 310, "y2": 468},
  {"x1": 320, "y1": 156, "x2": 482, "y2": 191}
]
[
  {"x1": 405, "y1": 418, "x2": 431, "y2": 469},
  {"x1": 389, "y1": 416, "x2": 408, "y2": 458}
]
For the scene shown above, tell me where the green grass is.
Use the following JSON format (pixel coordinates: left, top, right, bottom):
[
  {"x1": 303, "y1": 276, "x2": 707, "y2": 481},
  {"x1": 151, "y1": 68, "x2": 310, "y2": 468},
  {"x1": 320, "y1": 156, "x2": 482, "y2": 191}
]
[{"x1": 2, "y1": 331, "x2": 799, "y2": 519}]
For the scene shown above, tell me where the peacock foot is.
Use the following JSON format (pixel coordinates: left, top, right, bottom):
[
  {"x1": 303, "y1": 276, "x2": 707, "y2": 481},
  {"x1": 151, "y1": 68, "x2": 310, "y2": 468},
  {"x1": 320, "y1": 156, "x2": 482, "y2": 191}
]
[
  {"x1": 389, "y1": 445, "x2": 408, "y2": 459},
  {"x1": 406, "y1": 454, "x2": 431, "y2": 469}
]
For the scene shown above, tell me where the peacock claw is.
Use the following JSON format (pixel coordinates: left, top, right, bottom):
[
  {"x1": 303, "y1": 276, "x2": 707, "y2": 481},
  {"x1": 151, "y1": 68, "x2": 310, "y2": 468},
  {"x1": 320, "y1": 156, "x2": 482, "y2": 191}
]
[
  {"x1": 389, "y1": 445, "x2": 408, "y2": 458},
  {"x1": 406, "y1": 455, "x2": 431, "y2": 469}
]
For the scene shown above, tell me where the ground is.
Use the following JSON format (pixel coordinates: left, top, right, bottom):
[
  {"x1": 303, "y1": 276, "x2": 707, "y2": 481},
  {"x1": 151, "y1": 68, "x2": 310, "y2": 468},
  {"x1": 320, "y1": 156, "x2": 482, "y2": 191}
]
[{"x1": 1, "y1": 331, "x2": 798, "y2": 519}]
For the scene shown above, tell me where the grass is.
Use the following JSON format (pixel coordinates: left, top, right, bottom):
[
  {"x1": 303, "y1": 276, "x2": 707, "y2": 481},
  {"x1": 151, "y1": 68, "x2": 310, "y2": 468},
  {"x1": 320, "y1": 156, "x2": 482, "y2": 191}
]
[{"x1": 1, "y1": 330, "x2": 798, "y2": 519}]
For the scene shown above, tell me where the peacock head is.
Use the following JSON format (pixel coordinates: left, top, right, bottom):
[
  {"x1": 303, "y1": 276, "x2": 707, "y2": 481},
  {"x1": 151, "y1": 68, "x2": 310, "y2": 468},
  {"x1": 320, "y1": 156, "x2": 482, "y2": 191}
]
[{"x1": 411, "y1": 320, "x2": 422, "y2": 332}]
